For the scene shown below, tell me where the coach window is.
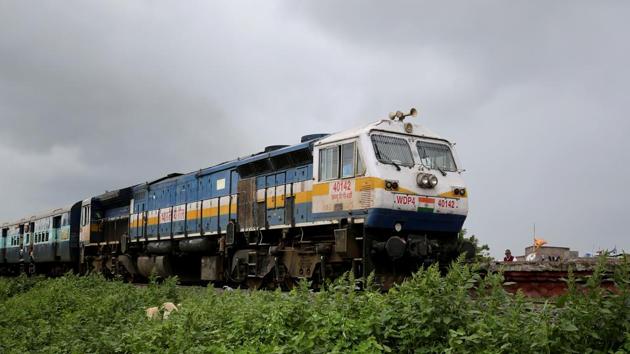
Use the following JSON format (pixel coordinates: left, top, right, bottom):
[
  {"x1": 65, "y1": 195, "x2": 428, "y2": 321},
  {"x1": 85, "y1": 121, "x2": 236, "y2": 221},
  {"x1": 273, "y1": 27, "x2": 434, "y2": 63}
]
[{"x1": 319, "y1": 146, "x2": 339, "y2": 181}]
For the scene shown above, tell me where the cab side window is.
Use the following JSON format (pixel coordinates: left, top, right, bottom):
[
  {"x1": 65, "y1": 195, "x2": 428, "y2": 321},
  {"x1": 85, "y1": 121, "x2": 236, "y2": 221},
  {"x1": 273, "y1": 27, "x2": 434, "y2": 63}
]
[
  {"x1": 319, "y1": 141, "x2": 365, "y2": 181},
  {"x1": 341, "y1": 143, "x2": 355, "y2": 178},
  {"x1": 319, "y1": 146, "x2": 339, "y2": 181},
  {"x1": 81, "y1": 206, "x2": 91, "y2": 226}
]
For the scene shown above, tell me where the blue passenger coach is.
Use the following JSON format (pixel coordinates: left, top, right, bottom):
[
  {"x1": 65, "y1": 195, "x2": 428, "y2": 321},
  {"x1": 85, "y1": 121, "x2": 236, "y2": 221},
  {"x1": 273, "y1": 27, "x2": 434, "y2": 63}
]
[{"x1": 0, "y1": 203, "x2": 81, "y2": 274}]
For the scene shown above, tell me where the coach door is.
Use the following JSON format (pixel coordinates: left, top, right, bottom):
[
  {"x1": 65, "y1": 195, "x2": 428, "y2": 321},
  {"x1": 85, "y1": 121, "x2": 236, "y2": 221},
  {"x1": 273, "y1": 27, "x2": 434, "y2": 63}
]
[
  {"x1": 24, "y1": 222, "x2": 34, "y2": 262},
  {"x1": 1, "y1": 228, "x2": 7, "y2": 263},
  {"x1": 18, "y1": 224, "x2": 24, "y2": 261},
  {"x1": 52, "y1": 215, "x2": 61, "y2": 259}
]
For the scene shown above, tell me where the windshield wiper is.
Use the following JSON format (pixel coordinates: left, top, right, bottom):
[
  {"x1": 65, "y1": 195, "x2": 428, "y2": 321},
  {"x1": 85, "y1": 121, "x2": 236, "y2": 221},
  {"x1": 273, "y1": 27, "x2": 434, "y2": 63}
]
[
  {"x1": 437, "y1": 167, "x2": 447, "y2": 176},
  {"x1": 373, "y1": 143, "x2": 383, "y2": 161},
  {"x1": 374, "y1": 143, "x2": 401, "y2": 171}
]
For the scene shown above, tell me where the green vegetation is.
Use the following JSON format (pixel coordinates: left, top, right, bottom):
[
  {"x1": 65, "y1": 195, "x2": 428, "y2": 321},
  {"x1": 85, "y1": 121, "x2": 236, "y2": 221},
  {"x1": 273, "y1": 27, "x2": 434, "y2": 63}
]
[
  {"x1": 0, "y1": 259, "x2": 628, "y2": 353},
  {"x1": 458, "y1": 228, "x2": 491, "y2": 262}
]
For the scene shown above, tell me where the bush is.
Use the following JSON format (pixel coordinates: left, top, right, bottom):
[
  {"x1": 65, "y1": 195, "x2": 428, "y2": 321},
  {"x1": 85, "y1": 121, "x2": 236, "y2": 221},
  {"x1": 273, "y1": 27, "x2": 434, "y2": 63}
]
[{"x1": 0, "y1": 259, "x2": 628, "y2": 353}]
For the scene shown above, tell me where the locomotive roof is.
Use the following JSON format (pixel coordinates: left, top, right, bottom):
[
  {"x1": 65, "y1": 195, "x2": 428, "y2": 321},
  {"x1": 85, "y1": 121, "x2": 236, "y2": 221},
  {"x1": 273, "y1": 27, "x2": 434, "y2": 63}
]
[
  {"x1": 315, "y1": 119, "x2": 446, "y2": 146},
  {"x1": 133, "y1": 135, "x2": 324, "y2": 191},
  {"x1": 134, "y1": 118, "x2": 448, "y2": 191}
]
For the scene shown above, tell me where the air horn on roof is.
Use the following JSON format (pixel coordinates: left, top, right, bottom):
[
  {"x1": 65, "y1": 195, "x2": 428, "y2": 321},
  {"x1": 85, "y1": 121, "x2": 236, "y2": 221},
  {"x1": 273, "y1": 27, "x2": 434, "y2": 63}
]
[{"x1": 388, "y1": 107, "x2": 418, "y2": 121}]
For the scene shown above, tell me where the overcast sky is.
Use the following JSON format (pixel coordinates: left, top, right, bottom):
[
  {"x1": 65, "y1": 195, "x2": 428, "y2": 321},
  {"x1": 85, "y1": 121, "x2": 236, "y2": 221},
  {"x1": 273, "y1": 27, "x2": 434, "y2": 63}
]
[{"x1": 1, "y1": 1, "x2": 629, "y2": 258}]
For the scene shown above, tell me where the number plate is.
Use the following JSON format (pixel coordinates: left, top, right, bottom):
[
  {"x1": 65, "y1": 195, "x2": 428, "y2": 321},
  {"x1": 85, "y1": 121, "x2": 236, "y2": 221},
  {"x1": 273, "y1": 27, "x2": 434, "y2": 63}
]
[
  {"x1": 393, "y1": 194, "x2": 461, "y2": 214},
  {"x1": 435, "y1": 198, "x2": 459, "y2": 212}
]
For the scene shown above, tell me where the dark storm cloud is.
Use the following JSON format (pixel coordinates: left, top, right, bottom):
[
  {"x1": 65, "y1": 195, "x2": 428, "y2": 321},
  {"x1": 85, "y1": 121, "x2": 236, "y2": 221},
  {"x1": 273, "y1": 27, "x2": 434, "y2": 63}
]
[{"x1": 1, "y1": 1, "x2": 628, "y2": 257}]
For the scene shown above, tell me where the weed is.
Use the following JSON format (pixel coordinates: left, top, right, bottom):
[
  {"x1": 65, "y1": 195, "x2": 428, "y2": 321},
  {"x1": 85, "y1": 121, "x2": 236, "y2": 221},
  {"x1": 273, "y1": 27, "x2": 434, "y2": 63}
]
[{"x1": 0, "y1": 258, "x2": 627, "y2": 353}]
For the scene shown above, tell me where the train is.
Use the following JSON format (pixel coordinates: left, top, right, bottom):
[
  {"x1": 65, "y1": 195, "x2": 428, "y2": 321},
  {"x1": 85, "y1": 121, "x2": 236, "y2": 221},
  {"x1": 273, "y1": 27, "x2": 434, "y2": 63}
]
[{"x1": 0, "y1": 109, "x2": 470, "y2": 288}]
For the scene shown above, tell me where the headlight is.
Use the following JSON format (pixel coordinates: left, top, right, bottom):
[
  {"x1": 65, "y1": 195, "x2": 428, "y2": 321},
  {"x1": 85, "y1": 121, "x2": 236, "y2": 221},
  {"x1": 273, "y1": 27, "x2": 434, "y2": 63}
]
[
  {"x1": 419, "y1": 174, "x2": 430, "y2": 187},
  {"x1": 417, "y1": 173, "x2": 437, "y2": 188},
  {"x1": 429, "y1": 175, "x2": 438, "y2": 187}
]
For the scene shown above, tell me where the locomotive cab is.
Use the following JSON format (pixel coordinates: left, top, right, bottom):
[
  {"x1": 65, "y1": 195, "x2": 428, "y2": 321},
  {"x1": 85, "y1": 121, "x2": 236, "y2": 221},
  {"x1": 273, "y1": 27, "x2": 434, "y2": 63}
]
[
  {"x1": 79, "y1": 198, "x2": 100, "y2": 244},
  {"x1": 312, "y1": 111, "x2": 468, "y2": 275}
]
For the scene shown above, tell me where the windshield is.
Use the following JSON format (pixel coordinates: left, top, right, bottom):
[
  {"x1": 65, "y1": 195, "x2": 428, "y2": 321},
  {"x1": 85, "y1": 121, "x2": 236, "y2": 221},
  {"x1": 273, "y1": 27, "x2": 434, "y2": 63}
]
[
  {"x1": 416, "y1": 141, "x2": 457, "y2": 172},
  {"x1": 371, "y1": 134, "x2": 415, "y2": 167}
]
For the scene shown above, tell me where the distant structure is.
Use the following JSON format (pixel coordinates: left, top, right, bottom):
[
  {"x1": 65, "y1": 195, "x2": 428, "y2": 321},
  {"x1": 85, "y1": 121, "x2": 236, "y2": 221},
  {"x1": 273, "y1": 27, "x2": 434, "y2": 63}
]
[
  {"x1": 511, "y1": 228, "x2": 579, "y2": 262},
  {"x1": 516, "y1": 246, "x2": 579, "y2": 262}
]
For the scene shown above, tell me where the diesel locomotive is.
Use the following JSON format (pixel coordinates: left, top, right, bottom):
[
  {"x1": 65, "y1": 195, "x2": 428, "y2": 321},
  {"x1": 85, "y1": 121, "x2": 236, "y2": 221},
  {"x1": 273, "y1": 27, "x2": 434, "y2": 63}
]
[{"x1": 0, "y1": 109, "x2": 469, "y2": 288}]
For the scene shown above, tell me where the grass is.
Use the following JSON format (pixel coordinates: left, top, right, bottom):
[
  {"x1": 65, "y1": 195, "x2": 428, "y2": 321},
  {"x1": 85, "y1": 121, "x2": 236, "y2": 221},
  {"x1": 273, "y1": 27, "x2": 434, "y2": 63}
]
[{"x1": 0, "y1": 258, "x2": 628, "y2": 353}]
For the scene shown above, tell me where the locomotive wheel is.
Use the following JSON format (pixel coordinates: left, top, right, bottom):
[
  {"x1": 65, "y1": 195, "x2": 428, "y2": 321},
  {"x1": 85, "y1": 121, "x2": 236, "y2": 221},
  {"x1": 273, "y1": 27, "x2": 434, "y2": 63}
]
[{"x1": 115, "y1": 261, "x2": 136, "y2": 283}]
